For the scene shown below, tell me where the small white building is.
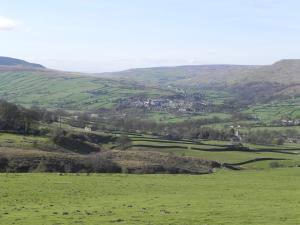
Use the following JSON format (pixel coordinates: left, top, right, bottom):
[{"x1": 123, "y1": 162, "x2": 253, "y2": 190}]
[
  {"x1": 84, "y1": 126, "x2": 92, "y2": 132},
  {"x1": 90, "y1": 114, "x2": 99, "y2": 118}
]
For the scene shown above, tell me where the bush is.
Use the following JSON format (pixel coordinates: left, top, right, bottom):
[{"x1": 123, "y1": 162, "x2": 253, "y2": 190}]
[
  {"x1": 269, "y1": 161, "x2": 282, "y2": 168},
  {"x1": 53, "y1": 135, "x2": 100, "y2": 154},
  {"x1": 0, "y1": 157, "x2": 8, "y2": 172},
  {"x1": 276, "y1": 138, "x2": 285, "y2": 145},
  {"x1": 84, "y1": 153, "x2": 121, "y2": 173}
]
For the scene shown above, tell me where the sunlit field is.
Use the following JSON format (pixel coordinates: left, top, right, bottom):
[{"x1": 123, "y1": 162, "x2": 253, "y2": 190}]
[{"x1": 1, "y1": 169, "x2": 300, "y2": 225}]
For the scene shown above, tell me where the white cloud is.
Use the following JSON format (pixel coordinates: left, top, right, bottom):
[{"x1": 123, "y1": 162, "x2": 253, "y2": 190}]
[{"x1": 0, "y1": 16, "x2": 17, "y2": 31}]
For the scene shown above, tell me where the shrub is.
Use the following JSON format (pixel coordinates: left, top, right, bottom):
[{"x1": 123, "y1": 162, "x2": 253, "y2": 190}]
[
  {"x1": 0, "y1": 157, "x2": 8, "y2": 172},
  {"x1": 52, "y1": 131, "x2": 101, "y2": 154},
  {"x1": 276, "y1": 138, "x2": 285, "y2": 145},
  {"x1": 269, "y1": 161, "x2": 282, "y2": 168},
  {"x1": 84, "y1": 153, "x2": 121, "y2": 173}
]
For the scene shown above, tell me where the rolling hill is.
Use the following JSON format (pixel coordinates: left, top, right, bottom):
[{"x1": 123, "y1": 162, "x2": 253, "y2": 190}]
[
  {"x1": 243, "y1": 59, "x2": 300, "y2": 84},
  {"x1": 96, "y1": 60, "x2": 300, "y2": 105},
  {"x1": 96, "y1": 59, "x2": 300, "y2": 87},
  {"x1": 97, "y1": 64, "x2": 259, "y2": 86},
  {"x1": 0, "y1": 56, "x2": 45, "y2": 69},
  {"x1": 0, "y1": 57, "x2": 300, "y2": 112},
  {"x1": 0, "y1": 64, "x2": 171, "y2": 111}
]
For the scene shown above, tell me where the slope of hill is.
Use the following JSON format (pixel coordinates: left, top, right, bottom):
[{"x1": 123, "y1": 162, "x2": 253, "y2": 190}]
[
  {"x1": 0, "y1": 69, "x2": 171, "y2": 110},
  {"x1": 0, "y1": 56, "x2": 45, "y2": 69},
  {"x1": 94, "y1": 59, "x2": 300, "y2": 106},
  {"x1": 97, "y1": 64, "x2": 260, "y2": 86},
  {"x1": 96, "y1": 59, "x2": 300, "y2": 87},
  {"x1": 242, "y1": 60, "x2": 300, "y2": 84},
  {"x1": 1, "y1": 57, "x2": 300, "y2": 113}
]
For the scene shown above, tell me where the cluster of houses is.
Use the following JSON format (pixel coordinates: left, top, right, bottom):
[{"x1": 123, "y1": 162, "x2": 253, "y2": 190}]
[
  {"x1": 281, "y1": 119, "x2": 300, "y2": 126},
  {"x1": 117, "y1": 96, "x2": 208, "y2": 113}
]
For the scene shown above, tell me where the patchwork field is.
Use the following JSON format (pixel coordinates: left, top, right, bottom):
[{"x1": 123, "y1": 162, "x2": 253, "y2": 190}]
[
  {"x1": 127, "y1": 135, "x2": 300, "y2": 169},
  {"x1": 244, "y1": 97, "x2": 300, "y2": 122},
  {"x1": 144, "y1": 112, "x2": 231, "y2": 123},
  {"x1": 2, "y1": 130, "x2": 300, "y2": 171},
  {"x1": 1, "y1": 169, "x2": 300, "y2": 225}
]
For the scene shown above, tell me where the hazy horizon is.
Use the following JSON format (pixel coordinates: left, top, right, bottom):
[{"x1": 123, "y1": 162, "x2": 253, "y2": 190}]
[{"x1": 2, "y1": 0, "x2": 300, "y2": 72}]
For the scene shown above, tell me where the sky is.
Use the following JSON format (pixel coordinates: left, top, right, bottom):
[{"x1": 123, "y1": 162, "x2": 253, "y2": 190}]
[{"x1": 1, "y1": 0, "x2": 300, "y2": 72}]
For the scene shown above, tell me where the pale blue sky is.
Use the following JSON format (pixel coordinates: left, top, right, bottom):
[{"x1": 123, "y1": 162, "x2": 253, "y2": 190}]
[{"x1": 1, "y1": 0, "x2": 300, "y2": 72}]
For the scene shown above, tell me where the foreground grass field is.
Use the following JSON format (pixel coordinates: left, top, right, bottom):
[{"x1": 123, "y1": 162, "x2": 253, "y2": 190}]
[{"x1": 1, "y1": 169, "x2": 300, "y2": 225}]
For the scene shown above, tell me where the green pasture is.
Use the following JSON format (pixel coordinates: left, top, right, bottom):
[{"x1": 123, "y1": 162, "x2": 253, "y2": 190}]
[
  {"x1": 1, "y1": 169, "x2": 300, "y2": 225},
  {"x1": 204, "y1": 90, "x2": 233, "y2": 105},
  {"x1": 0, "y1": 133, "x2": 50, "y2": 149},
  {"x1": 245, "y1": 98, "x2": 300, "y2": 122}
]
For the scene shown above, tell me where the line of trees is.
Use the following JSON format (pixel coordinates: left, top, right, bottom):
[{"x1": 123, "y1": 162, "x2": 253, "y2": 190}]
[
  {"x1": 0, "y1": 100, "x2": 58, "y2": 134},
  {"x1": 243, "y1": 129, "x2": 299, "y2": 145},
  {"x1": 105, "y1": 116, "x2": 231, "y2": 141}
]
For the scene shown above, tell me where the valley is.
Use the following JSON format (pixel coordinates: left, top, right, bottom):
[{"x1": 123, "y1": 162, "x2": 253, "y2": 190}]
[
  {"x1": 2, "y1": 1, "x2": 300, "y2": 224},
  {"x1": 1, "y1": 57, "x2": 300, "y2": 225},
  {"x1": 1, "y1": 57, "x2": 300, "y2": 169}
]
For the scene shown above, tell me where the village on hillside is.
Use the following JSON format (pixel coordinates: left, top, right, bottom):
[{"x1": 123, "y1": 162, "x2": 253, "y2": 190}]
[{"x1": 116, "y1": 93, "x2": 209, "y2": 114}]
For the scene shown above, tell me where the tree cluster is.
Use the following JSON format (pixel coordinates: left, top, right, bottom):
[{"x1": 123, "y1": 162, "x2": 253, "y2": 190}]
[{"x1": 0, "y1": 100, "x2": 58, "y2": 134}]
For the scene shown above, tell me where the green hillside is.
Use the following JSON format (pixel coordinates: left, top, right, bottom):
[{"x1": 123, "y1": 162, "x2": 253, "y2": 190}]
[
  {"x1": 98, "y1": 64, "x2": 258, "y2": 86},
  {"x1": 243, "y1": 59, "x2": 300, "y2": 84},
  {"x1": 0, "y1": 70, "x2": 171, "y2": 111},
  {"x1": 1, "y1": 58, "x2": 300, "y2": 119}
]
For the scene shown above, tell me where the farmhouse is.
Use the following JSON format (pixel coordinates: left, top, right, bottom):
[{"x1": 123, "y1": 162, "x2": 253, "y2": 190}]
[
  {"x1": 281, "y1": 119, "x2": 300, "y2": 126},
  {"x1": 84, "y1": 126, "x2": 92, "y2": 132}
]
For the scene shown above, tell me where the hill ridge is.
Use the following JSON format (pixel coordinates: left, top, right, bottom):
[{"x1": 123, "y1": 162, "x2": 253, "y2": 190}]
[{"x1": 0, "y1": 56, "x2": 45, "y2": 69}]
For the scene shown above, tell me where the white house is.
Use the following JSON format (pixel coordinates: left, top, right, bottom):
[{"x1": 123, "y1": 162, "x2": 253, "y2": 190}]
[{"x1": 84, "y1": 126, "x2": 92, "y2": 132}]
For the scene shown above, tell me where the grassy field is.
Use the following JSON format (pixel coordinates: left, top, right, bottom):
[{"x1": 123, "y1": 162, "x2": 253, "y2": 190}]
[
  {"x1": 0, "y1": 169, "x2": 300, "y2": 225},
  {"x1": 0, "y1": 133, "x2": 51, "y2": 149}
]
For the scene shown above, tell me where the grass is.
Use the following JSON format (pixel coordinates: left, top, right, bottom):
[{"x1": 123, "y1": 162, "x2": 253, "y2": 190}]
[
  {"x1": 0, "y1": 133, "x2": 51, "y2": 149},
  {"x1": 204, "y1": 90, "x2": 234, "y2": 105},
  {"x1": 1, "y1": 169, "x2": 300, "y2": 225}
]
